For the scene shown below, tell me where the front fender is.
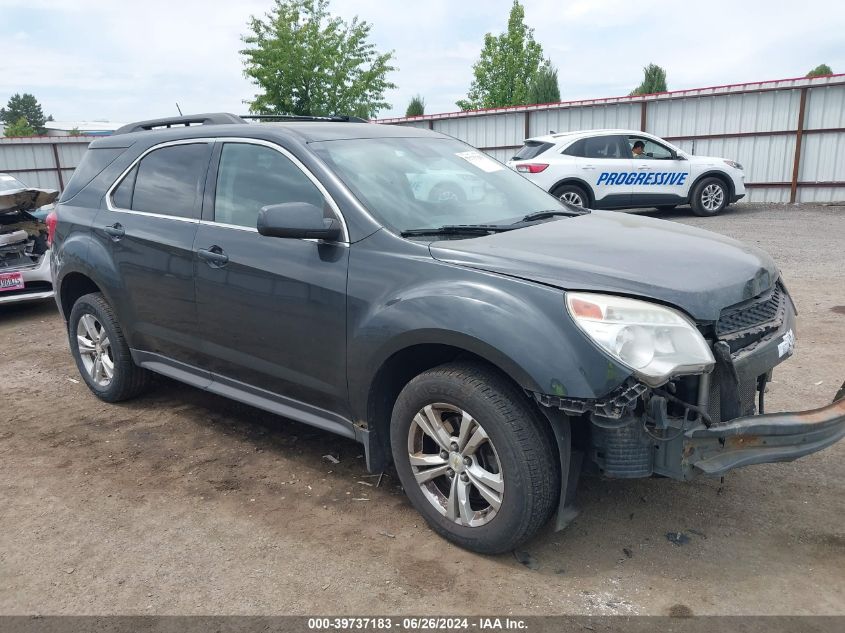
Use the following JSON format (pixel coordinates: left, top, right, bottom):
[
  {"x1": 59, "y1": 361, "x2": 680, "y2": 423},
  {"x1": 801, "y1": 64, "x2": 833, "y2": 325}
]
[{"x1": 346, "y1": 231, "x2": 632, "y2": 420}]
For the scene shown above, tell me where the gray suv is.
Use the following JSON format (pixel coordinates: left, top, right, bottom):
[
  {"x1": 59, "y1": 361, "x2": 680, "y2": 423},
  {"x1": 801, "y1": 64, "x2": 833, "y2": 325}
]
[{"x1": 51, "y1": 113, "x2": 845, "y2": 554}]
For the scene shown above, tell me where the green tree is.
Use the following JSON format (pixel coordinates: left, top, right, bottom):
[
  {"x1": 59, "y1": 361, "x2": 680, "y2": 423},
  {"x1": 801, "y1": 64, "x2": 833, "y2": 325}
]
[
  {"x1": 405, "y1": 94, "x2": 425, "y2": 117},
  {"x1": 630, "y1": 63, "x2": 668, "y2": 96},
  {"x1": 69, "y1": 127, "x2": 82, "y2": 137},
  {"x1": 4, "y1": 116, "x2": 36, "y2": 137},
  {"x1": 240, "y1": 0, "x2": 397, "y2": 118},
  {"x1": 807, "y1": 64, "x2": 833, "y2": 78},
  {"x1": 456, "y1": 1, "x2": 544, "y2": 110},
  {"x1": 0, "y1": 93, "x2": 51, "y2": 134},
  {"x1": 527, "y1": 62, "x2": 561, "y2": 105}
]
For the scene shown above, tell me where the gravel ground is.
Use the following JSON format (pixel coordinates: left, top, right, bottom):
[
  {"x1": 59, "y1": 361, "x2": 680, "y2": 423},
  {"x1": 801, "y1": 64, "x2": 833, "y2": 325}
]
[{"x1": 1, "y1": 202, "x2": 843, "y2": 616}]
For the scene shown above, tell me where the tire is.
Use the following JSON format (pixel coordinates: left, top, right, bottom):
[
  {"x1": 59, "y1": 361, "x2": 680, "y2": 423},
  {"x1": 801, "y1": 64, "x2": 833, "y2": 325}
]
[
  {"x1": 428, "y1": 183, "x2": 466, "y2": 204},
  {"x1": 68, "y1": 292, "x2": 150, "y2": 402},
  {"x1": 390, "y1": 362, "x2": 560, "y2": 554},
  {"x1": 552, "y1": 184, "x2": 589, "y2": 208},
  {"x1": 655, "y1": 205, "x2": 677, "y2": 211},
  {"x1": 690, "y1": 177, "x2": 729, "y2": 216}
]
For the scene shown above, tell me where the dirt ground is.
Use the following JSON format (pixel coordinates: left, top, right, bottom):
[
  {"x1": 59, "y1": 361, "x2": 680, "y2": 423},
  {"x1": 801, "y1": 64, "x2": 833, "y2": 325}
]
[{"x1": 1, "y1": 203, "x2": 843, "y2": 616}]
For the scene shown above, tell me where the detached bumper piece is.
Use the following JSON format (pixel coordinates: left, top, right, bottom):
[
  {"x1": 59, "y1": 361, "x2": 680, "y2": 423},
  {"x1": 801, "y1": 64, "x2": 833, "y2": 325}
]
[{"x1": 684, "y1": 395, "x2": 845, "y2": 477}]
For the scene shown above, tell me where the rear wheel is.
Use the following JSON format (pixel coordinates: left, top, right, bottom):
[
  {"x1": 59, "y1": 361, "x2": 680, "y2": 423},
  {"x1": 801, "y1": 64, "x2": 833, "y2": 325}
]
[
  {"x1": 68, "y1": 292, "x2": 150, "y2": 402},
  {"x1": 390, "y1": 362, "x2": 560, "y2": 554},
  {"x1": 552, "y1": 184, "x2": 589, "y2": 208},
  {"x1": 690, "y1": 177, "x2": 728, "y2": 216}
]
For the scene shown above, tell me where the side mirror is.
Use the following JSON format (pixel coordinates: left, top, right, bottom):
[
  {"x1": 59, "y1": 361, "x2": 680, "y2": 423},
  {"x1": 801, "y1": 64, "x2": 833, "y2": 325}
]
[{"x1": 257, "y1": 202, "x2": 342, "y2": 241}]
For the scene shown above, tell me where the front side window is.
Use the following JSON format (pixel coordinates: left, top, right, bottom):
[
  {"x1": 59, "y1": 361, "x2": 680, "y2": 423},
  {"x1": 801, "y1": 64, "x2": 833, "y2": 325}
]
[
  {"x1": 311, "y1": 136, "x2": 568, "y2": 233},
  {"x1": 111, "y1": 143, "x2": 210, "y2": 218},
  {"x1": 628, "y1": 136, "x2": 675, "y2": 160},
  {"x1": 214, "y1": 143, "x2": 325, "y2": 228}
]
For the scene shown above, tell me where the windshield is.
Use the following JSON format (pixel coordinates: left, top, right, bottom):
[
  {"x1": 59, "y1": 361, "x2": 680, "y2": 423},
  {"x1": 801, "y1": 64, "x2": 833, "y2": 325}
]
[
  {"x1": 311, "y1": 137, "x2": 568, "y2": 233},
  {"x1": 0, "y1": 173, "x2": 26, "y2": 193}
]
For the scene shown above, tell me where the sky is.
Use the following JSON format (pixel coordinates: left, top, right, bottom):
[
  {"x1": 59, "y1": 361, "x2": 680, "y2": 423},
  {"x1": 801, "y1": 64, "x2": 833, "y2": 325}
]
[{"x1": 1, "y1": 0, "x2": 843, "y2": 124}]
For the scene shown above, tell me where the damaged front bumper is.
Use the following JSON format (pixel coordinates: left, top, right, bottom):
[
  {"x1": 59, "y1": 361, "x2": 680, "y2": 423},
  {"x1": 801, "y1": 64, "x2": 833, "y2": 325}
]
[{"x1": 684, "y1": 391, "x2": 845, "y2": 477}]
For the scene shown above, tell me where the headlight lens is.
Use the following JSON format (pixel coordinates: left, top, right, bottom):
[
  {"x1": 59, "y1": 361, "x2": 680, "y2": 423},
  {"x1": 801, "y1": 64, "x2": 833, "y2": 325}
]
[
  {"x1": 566, "y1": 292, "x2": 715, "y2": 387},
  {"x1": 723, "y1": 159, "x2": 743, "y2": 170}
]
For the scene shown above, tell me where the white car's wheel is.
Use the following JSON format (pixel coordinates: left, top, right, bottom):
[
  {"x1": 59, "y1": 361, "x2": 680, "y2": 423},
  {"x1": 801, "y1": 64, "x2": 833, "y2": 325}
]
[{"x1": 552, "y1": 184, "x2": 588, "y2": 208}]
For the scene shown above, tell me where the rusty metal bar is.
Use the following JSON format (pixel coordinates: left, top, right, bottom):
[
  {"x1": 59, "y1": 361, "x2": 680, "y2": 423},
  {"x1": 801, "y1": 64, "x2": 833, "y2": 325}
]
[
  {"x1": 524, "y1": 111, "x2": 531, "y2": 140},
  {"x1": 640, "y1": 101, "x2": 648, "y2": 132},
  {"x1": 790, "y1": 87, "x2": 809, "y2": 203},
  {"x1": 379, "y1": 79, "x2": 845, "y2": 124},
  {"x1": 51, "y1": 142, "x2": 64, "y2": 189},
  {"x1": 746, "y1": 181, "x2": 845, "y2": 188},
  {"x1": 0, "y1": 167, "x2": 76, "y2": 175}
]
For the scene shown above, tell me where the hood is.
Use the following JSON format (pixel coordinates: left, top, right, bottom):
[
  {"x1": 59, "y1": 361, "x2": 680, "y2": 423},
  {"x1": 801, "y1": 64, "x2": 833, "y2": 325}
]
[
  {"x1": 0, "y1": 187, "x2": 59, "y2": 214},
  {"x1": 429, "y1": 211, "x2": 778, "y2": 321}
]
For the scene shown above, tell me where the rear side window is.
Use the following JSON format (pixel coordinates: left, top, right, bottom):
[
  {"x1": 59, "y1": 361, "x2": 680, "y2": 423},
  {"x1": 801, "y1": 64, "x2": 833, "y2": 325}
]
[
  {"x1": 59, "y1": 148, "x2": 124, "y2": 202},
  {"x1": 512, "y1": 141, "x2": 552, "y2": 160},
  {"x1": 213, "y1": 143, "x2": 325, "y2": 229},
  {"x1": 582, "y1": 135, "x2": 626, "y2": 159},
  {"x1": 112, "y1": 143, "x2": 211, "y2": 218}
]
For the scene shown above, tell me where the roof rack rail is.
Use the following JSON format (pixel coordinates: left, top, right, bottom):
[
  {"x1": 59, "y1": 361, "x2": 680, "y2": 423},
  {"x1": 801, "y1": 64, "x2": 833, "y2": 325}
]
[
  {"x1": 241, "y1": 114, "x2": 370, "y2": 123},
  {"x1": 114, "y1": 113, "x2": 248, "y2": 135}
]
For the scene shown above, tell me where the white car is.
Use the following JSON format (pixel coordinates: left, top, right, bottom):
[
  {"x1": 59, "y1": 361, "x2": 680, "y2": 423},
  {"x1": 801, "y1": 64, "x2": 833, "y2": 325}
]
[
  {"x1": 0, "y1": 173, "x2": 57, "y2": 305},
  {"x1": 506, "y1": 129, "x2": 745, "y2": 216}
]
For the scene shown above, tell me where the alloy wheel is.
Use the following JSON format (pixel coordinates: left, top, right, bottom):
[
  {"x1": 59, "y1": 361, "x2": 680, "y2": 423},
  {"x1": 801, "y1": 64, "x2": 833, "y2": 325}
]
[
  {"x1": 76, "y1": 313, "x2": 114, "y2": 387},
  {"x1": 407, "y1": 403, "x2": 504, "y2": 527},
  {"x1": 560, "y1": 191, "x2": 584, "y2": 206},
  {"x1": 701, "y1": 183, "x2": 724, "y2": 211}
]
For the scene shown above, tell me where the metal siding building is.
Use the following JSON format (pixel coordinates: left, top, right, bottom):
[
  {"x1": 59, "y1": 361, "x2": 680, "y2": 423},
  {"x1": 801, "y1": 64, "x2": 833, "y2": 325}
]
[
  {"x1": 1, "y1": 75, "x2": 843, "y2": 204},
  {"x1": 379, "y1": 74, "x2": 845, "y2": 204},
  {"x1": 0, "y1": 136, "x2": 93, "y2": 190}
]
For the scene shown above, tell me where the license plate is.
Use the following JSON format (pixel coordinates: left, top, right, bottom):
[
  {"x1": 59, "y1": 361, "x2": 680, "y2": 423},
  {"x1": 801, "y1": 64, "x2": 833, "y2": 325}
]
[{"x1": 0, "y1": 272, "x2": 24, "y2": 292}]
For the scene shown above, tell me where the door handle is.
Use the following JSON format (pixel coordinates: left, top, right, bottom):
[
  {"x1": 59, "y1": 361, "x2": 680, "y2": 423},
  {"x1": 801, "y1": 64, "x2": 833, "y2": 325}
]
[
  {"x1": 197, "y1": 246, "x2": 229, "y2": 268},
  {"x1": 581, "y1": 164, "x2": 596, "y2": 170},
  {"x1": 637, "y1": 165, "x2": 652, "y2": 170},
  {"x1": 103, "y1": 223, "x2": 125, "y2": 240}
]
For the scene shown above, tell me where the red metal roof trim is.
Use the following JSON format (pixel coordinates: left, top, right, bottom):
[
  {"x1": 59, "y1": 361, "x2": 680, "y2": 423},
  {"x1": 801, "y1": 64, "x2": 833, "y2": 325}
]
[{"x1": 376, "y1": 73, "x2": 845, "y2": 124}]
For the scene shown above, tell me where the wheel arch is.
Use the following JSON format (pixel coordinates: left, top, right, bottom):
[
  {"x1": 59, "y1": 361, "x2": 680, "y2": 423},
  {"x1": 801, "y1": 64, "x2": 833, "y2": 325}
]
[
  {"x1": 362, "y1": 337, "x2": 548, "y2": 472},
  {"x1": 689, "y1": 170, "x2": 735, "y2": 201},
  {"x1": 58, "y1": 271, "x2": 103, "y2": 320},
  {"x1": 548, "y1": 177, "x2": 594, "y2": 206}
]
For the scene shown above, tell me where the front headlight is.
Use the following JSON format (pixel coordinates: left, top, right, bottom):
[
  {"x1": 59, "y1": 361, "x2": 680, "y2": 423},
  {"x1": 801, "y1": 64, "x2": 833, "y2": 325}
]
[
  {"x1": 723, "y1": 159, "x2": 743, "y2": 170},
  {"x1": 566, "y1": 292, "x2": 715, "y2": 387}
]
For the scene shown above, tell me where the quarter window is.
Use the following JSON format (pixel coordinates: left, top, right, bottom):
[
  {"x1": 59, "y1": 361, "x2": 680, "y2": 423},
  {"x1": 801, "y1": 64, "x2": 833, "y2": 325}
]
[
  {"x1": 111, "y1": 143, "x2": 211, "y2": 219},
  {"x1": 213, "y1": 143, "x2": 325, "y2": 229},
  {"x1": 111, "y1": 166, "x2": 137, "y2": 209}
]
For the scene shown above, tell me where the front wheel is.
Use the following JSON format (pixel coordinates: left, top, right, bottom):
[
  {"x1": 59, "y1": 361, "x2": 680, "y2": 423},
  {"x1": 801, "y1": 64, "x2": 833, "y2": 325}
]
[
  {"x1": 390, "y1": 362, "x2": 560, "y2": 554},
  {"x1": 690, "y1": 177, "x2": 729, "y2": 216}
]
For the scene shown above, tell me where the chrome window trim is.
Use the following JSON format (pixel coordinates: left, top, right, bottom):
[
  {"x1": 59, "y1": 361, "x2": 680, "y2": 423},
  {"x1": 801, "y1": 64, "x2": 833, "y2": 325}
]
[
  {"x1": 105, "y1": 138, "x2": 214, "y2": 224},
  {"x1": 105, "y1": 137, "x2": 351, "y2": 243}
]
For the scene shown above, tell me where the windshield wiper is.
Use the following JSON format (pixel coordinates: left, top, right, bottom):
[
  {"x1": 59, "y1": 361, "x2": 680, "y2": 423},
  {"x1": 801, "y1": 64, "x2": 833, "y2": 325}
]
[
  {"x1": 519, "y1": 207, "x2": 589, "y2": 223},
  {"x1": 400, "y1": 224, "x2": 514, "y2": 237}
]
